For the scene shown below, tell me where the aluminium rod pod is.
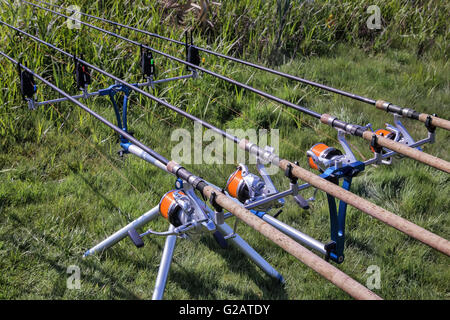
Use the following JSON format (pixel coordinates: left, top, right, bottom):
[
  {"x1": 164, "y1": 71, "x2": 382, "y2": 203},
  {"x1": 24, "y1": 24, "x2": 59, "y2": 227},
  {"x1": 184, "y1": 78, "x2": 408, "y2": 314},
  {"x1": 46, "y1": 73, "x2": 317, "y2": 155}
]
[
  {"x1": 4, "y1": 23, "x2": 447, "y2": 253},
  {"x1": 4, "y1": 23, "x2": 448, "y2": 256},
  {"x1": 238, "y1": 139, "x2": 450, "y2": 256},
  {"x1": 5, "y1": 52, "x2": 383, "y2": 299},
  {"x1": 2, "y1": 52, "x2": 438, "y2": 300},
  {"x1": 164, "y1": 161, "x2": 381, "y2": 300},
  {"x1": 320, "y1": 114, "x2": 450, "y2": 174}
]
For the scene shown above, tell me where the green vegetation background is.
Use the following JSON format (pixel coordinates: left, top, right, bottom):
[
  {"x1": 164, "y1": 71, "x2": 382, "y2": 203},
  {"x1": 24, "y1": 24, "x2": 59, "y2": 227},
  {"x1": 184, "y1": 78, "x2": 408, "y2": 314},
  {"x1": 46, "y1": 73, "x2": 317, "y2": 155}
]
[{"x1": 0, "y1": 0, "x2": 449, "y2": 299}]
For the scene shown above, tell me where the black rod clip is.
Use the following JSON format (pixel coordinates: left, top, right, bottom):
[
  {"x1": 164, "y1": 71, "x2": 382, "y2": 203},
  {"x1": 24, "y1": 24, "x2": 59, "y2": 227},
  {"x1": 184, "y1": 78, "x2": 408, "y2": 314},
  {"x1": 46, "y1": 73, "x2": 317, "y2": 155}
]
[
  {"x1": 370, "y1": 134, "x2": 383, "y2": 154},
  {"x1": 425, "y1": 114, "x2": 437, "y2": 134},
  {"x1": 285, "y1": 162, "x2": 298, "y2": 184},
  {"x1": 210, "y1": 191, "x2": 224, "y2": 225},
  {"x1": 210, "y1": 191, "x2": 223, "y2": 214}
]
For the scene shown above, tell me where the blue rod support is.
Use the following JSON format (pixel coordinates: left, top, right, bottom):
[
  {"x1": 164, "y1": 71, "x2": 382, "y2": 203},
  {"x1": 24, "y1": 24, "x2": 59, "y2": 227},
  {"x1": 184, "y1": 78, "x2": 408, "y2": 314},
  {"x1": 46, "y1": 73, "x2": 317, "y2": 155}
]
[{"x1": 320, "y1": 161, "x2": 365, "y2": 264}]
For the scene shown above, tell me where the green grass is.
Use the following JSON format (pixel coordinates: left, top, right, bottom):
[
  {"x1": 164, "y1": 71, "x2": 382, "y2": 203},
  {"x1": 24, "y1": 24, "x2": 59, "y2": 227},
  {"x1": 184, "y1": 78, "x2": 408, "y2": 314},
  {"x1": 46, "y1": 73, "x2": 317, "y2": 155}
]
[{"x1": 0, "y1": 1, "x2": 449, "y2": 300}]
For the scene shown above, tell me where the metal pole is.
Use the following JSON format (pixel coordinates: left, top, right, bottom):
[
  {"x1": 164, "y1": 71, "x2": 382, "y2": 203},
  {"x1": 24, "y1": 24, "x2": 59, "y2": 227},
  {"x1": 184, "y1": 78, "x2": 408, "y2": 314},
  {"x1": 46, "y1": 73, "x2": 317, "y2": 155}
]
[
  {"x1": 216, "y1": 223, "x2": 284, "y2": 283},
  {"x1": 125, "y1": 144, "x2": 170, "y2": 173},
  {"x1": 152, "y1": 225, "x2": 177, "y2": 300},
  {"x1": 83, "y1": 206, "x2": 160, "y2": 257},
  {"x1": 261, "y1": 214, "x2": 326, "y2": 255}
]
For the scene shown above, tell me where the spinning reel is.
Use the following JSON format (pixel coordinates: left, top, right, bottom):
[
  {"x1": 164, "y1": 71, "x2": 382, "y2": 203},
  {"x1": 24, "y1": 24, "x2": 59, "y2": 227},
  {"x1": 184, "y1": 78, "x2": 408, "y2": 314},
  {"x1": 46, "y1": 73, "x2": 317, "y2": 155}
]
[
  {"x1": 225, "y1": 146, "x2": 312, "y2": 213},
  {"x1": 368, "y1": 116, "x2": 422, "y2": 165},
  {"x1": 136, "y1": 180, "x2": 216, "y2": 242},
  {"x1": 226, "y1": 164, "x2": 283, "y2": 212},
  {"x1": 307, "y1": 143, "x2": 345, "y2": 173},
  {"x1": 306, "y1": 131, "x2": 358, "y2": 173},
  {"x1": 159, "y1": 189, "x2": 215, "y2": 238}
]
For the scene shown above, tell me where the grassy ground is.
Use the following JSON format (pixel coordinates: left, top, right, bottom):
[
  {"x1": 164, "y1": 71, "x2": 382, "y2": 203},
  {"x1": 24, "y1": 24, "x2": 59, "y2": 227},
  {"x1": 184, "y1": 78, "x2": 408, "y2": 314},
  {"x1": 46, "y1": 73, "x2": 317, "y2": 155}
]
[{"x1": 0, "y1": 1, "x2": 449, "y2": 299}]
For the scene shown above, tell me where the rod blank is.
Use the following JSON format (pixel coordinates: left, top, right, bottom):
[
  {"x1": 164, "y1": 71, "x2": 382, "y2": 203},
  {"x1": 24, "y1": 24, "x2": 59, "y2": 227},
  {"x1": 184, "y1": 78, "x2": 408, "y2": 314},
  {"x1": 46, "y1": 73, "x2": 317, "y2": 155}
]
[{"x1": 33, "y1": 0, "x2": 450, "y2": 132}]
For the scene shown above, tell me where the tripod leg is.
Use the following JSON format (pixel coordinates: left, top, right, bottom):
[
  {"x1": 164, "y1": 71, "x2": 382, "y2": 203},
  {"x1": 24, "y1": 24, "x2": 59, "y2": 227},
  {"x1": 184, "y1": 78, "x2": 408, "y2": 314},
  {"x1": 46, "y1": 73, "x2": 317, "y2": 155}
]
[
  {"x1": 152, "y1": 225, "x2": 177, "y2": 300},
  {"x1": 216, "y1": 223, "x2": 284, "y2": 283},
  {"x1": 83, "y1": 206, "x2": 159, "y2": 257}
]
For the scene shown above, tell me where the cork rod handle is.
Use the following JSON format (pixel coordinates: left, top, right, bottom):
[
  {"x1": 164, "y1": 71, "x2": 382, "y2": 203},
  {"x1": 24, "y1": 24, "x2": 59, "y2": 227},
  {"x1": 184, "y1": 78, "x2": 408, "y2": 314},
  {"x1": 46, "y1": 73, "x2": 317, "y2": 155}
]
[
  {"x1": 362, "y1": 131, "x2": 450, "y2": 174},
  {"x1": 277, "y1": 159, "x2": 450, "y2": 256},
  {"x1": 202, "y1": 185, "x2": 382, "y2": 300}
]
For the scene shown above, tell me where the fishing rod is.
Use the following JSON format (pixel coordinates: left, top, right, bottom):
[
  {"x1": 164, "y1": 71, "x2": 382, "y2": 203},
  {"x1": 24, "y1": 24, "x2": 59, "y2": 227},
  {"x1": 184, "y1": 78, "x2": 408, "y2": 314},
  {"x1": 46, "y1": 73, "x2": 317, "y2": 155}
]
[
  {"x1": 33, "y1": 0, "x2": 450, "y2": 132},
  {"x1": 0, "y1": 50, "x2": 383, "y2": 301},
  {"x1": 3, "y1": 21, "x2": 450, "y2": 258},
  {"x1": 21, "y1": 0, "x2": 450, "y2": 174}
]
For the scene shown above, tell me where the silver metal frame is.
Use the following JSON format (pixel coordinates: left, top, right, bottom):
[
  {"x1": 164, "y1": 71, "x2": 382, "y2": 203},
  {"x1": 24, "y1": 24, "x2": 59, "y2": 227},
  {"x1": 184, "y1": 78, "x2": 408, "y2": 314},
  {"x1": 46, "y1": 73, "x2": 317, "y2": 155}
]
[
  {"x1": 84, "y1": 175, "x2": 284, "y2": 300},
  {"x1": 32, "y1": 73, "x2": 196, "y2": 107}
]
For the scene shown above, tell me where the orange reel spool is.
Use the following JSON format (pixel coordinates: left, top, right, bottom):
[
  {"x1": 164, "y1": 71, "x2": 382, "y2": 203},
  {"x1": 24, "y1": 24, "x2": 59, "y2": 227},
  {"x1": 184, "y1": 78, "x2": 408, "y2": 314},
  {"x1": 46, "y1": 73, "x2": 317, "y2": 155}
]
[
  {"x1": 370, "y1": 129, "x2": 395, "y2": 153},
  {"x1": 159, "y1": 190, "x2": 185, "y2": 227},
  {"x1": 307, "y1": 143, "x2": 329, "y2": 170},
  {"x1": 226, "y1": 167, "x2": 250, "y2": 203},
  {"x1": 307, "y1": 143, "x2": 344, "y2": 172}
]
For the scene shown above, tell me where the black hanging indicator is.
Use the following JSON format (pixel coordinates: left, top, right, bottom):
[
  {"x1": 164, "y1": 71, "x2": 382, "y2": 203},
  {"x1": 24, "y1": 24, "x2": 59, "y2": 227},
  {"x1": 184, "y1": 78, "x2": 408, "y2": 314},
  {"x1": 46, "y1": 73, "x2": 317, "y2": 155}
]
[
  {"x1": 73, "y1": 55, "x2": 91, "y2": 90},
  {"x1": 17, "y1": 62, "x2": 37, "y2": 100},
  {"x1": 185, "y1": 31, "x2": 200, "y2": 67},
  {"x1": 140, "y1": 45, "x2": 155, "y2": 79}
]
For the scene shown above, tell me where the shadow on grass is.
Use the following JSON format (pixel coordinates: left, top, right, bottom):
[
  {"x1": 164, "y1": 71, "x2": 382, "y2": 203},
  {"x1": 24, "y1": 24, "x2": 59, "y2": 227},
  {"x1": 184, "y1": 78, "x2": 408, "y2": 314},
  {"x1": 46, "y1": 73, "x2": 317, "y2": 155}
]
[
  {"x1": 7, "y1": 210, "x2": 141, "y2": 299},
  {"x1": 68, "y1": 165, "x2": 126, "y2": 216},
  {"x1": 196, "y1": 234, "x2": 288, "y2": 299}
]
